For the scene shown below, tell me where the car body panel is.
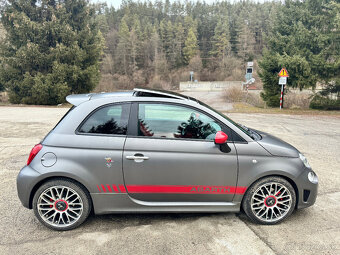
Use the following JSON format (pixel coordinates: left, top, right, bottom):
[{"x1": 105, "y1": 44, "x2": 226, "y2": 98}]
[
  {"x1": 123, "y1": 137, "x2": 238, "y2": 202},
  {"x1": 17, "y1": 89, "x2": 318, "y2": 216},
  {"x1": 256, "y1": 130, "x2": 300, "y2": 157}
]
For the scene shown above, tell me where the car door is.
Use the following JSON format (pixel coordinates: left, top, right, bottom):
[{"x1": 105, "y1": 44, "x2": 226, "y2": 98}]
[{"x1": 122, "y1": 102, "x2": 238, "y2": 202}]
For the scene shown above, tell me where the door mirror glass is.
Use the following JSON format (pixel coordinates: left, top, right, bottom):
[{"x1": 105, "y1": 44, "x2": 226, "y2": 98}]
[{"x1": 215, "y1": 131, "x2": 228, "y2": 144}]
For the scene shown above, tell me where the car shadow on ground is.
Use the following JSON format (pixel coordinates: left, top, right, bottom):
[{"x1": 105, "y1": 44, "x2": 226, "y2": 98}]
[
  {"x1": 81, "y1": 212, "x2": 235, "y2": 230},
  {"x1": 75, "y1": 205, "x2": 315, "y2": 232}
]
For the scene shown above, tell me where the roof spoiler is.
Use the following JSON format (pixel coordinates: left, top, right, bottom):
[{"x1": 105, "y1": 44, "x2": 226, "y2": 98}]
[{"x1": 66, "y1": 93, "x2": 95, "y2": 106}]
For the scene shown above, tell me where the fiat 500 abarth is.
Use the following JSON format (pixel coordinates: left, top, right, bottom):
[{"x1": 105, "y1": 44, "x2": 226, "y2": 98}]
[{"x1": 17, "y1": 88, "x2": 318, "y2": 230}]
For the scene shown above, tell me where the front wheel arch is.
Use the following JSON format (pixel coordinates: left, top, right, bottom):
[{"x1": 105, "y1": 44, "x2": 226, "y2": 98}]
[{"x1": 241, "y1": 174, "x2": 299, "y2": 210}]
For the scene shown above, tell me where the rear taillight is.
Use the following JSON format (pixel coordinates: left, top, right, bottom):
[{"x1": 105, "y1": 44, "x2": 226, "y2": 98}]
[{"x1": 27, "y1": 144, "x2": 43, "y2": 165}]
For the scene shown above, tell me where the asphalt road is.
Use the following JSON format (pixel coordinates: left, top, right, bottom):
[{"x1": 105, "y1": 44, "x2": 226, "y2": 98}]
[{"x1": 0, "y1": 106, "x2": 339, "y2": 255}]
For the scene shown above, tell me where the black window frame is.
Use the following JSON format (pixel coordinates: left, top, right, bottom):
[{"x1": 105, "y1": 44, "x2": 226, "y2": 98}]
[
  {"x1": 128, "y1": 102, "x2": 246, "y2": 143},
  {"x1": 75, "y1": 102, "x2": 132, "y2": 137}
]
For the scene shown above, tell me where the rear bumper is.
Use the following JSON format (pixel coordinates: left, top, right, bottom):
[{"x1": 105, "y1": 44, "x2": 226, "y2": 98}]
[
  {"x1": 17, "y1": 165, "x2": 41, "y2": 209},
  {"x1": 296, "y1": 168, "x2": 318, "y2": 209}
]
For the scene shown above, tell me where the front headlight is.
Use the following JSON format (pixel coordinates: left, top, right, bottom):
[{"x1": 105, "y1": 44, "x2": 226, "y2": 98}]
[{"x1": 299, "y1": 153, "x2": 311, "y2": 168}]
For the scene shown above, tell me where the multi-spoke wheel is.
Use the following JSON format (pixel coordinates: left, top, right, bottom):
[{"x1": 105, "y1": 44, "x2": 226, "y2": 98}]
[
  {"x1": 242, "y1": 176, "x2": 296, "y2": 224},
  {"x1": 33, "y1": 179, "x2": 91, "y2": 231}
]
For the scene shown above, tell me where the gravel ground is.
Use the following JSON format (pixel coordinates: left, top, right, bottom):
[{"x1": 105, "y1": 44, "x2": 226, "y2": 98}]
[{"x1": 0, "y1": 106, "x2": 339, "y2": 255}]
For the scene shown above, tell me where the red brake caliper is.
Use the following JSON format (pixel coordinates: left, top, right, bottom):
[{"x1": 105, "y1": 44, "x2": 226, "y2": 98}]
[{"x1": 275, "y1": 191, "x2": 282, "y2": 201}]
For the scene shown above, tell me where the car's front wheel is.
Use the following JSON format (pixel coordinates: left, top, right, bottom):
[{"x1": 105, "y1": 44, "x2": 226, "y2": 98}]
[
  {"x1": 242, "y1": 176, "x2": 296, "y2": 224},
  {"x1": 33, "y1": 178, "x2": 91, "y2": 231}
]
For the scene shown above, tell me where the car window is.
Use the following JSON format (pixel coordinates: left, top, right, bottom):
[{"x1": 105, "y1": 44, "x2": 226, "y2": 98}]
[
  {"x1": 78, "y1": 104, "x2": 129, "y2": 135},
  {"x1": 138, "y1": 103, "x2": 225, "y2": 141}
]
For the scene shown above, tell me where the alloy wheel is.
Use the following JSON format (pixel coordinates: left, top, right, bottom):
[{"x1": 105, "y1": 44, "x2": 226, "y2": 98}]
[
  {"x1": 250, "y1": 182, "x2": 292, "y2": 223},
  {"x1": 37, "y1": 186, "x2": 83, "y2": 228}
]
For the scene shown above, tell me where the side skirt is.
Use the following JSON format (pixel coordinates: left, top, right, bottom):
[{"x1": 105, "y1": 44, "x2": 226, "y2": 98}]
[{"x1": 91, "y1": 193, "x2": 241, "y2": 214}]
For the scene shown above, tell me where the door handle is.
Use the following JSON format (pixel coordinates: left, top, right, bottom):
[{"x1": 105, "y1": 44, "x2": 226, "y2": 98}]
[
  {"x1": 126, "y1": 156, "x2": 149, "y2": 160},
  {"x1": 126, "y1": 154, "x2": 149, "y2": 162}
]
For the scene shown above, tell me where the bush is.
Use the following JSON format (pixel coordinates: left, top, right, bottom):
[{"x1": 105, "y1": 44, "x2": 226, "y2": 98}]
[
  {"x1": 245, "y1": 93, "x2": 265, "y2": 108},
  {"x1": 284, "y1": 92, "x2": 311, "y2": 109},
  {"x1": 310, "y1": 95, "x2": 340, "y2": 110},
  {"x1": 224, "y1": 87, "x2": 244, "y2": 102},
  {"x1": 224, "y1": 87, "x2": 265, "y2": 107},
  {"x1": 149, "y1": 75, "x2": 171, "y2": 90}
]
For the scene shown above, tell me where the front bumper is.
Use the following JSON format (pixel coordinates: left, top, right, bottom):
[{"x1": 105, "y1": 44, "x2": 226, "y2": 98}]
[
  {"x1": 296, "y1": 168, "x2": 318, "y2": 209},
  {"x1": 17, "y1": 165, "x2": 41, "y2": 209}
]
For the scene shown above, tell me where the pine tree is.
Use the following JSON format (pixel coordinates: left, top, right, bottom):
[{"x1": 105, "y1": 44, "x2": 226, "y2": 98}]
[
  {"x1": 259, "y1": 0, "x2": 339, "y2": 107},
  {"x1": 210, "y1": 15, "x2": 230, "y2": 62},
  {"x1": 116, "y1": 16, "x2": 130, "y2": 75},
  {"x1": 183, "y1": 27, "x2": 198, "y2": 64},
  {"x1": 237, "y1": 20, "x2": 256, "y2": 61},
  {"x1": 0, "y1": 0, "x2": 104, "y2": 104},
  {"x1": 174, "y1": 22, "x2": 185, "y2": 67}
]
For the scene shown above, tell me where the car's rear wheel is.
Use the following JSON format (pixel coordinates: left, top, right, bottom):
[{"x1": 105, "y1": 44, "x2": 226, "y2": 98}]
[
  {"x1": 33, "y1": 179, "x2": 91, "y2": 231},
  {"x1": 242, "y1": 176, "x2": 296, "y2": 224}
]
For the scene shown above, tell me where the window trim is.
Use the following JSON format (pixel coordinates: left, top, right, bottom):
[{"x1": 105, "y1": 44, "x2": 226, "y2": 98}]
[
  {"x1": 75, "y1": 102, "x2": 131, "y2": 137},
  {"x1": 129, "y1": 101, "x2": 245, "y2": 143}
]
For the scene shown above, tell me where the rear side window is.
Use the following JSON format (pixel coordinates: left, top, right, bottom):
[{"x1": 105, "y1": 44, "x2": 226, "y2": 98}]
[{"x1": 78, "y1": 104, "x2": 130, "y2": 135}]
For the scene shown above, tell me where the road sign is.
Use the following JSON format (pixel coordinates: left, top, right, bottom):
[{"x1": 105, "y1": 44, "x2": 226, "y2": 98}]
[
  {"x1": 279, "y1": 77, "x2": 287, "y2": 85},
  {"x1": 278, "y1": 68, "x2": 289, "y2": 77}
]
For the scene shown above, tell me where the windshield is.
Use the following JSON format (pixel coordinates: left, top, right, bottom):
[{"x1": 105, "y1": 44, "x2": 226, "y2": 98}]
[{"x1": 197, "y1": 100, "x2": 261, "y2": 140}]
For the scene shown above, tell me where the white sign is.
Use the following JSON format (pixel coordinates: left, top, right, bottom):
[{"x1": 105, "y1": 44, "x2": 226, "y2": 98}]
[
  {"x1": 279, "y1": 77, "x2": 287, "y2": 85},
  {"x1": 247, "y1": 62, "x2": 253, "y2": 67}
]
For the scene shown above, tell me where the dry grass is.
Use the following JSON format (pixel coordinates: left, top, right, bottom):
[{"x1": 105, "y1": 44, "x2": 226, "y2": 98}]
[
  {"x1": 284, "y1": 91, "x2": 312, "y2": 109},
  {"x1": 0, "y1": 92, "x2": 9, "y2": 103},
  {"x1": 223, "y1": 87, "x2": 265, "y2": 107},
  {"x1": 224, "y1": 86, "x2": 244, "y2": 102},
  {"x1": 229, "y1": 102, "x2": 340, "y2": 116}
]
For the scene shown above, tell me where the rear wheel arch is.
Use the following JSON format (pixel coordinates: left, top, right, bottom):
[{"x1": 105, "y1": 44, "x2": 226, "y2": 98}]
[{"x1": 29, "y1": 176, "x2": 93, "y2": 210}]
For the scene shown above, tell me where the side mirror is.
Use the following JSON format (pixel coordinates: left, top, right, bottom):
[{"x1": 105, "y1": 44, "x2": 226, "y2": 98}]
[{"x1": 214, "y1": 131, "x2": 228, "y2": 144}]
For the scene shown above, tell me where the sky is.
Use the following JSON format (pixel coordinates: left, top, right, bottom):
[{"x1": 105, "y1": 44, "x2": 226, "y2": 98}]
[{"x1": 90, "y1": 0, "x2": 257, "y2": 9}]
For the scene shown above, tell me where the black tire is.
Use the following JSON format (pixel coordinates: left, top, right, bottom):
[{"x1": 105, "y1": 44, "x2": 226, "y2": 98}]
[
  {"x1": 242, "y1": 176, "x2": 296, "y2": 225},
  {"x1": 33, "y1": 178, "x2": 92, "y2": 231}
]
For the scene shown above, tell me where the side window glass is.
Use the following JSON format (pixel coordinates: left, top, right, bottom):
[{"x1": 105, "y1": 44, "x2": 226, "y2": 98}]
[
  {"x1": 138, "y1": 103, "x2": 223, "y2": 141},
  {"x1": 78, "y1": 104, "x2": 129, "y2": 135}
]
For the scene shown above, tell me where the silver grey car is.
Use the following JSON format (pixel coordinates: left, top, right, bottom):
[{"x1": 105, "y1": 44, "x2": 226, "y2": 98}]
[{"x1": 17, "y1": 88, "x2": 318, "y2": 230}]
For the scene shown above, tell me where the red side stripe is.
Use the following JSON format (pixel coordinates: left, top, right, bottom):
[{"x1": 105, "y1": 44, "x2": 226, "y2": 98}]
[
  {"x1": 112, "y1": 185, "x2": 119, "y2": 193},
  {"x1": 235, "y1": 187, "x2": 247, "y2": 194},
  {"x1": 119, "y1": 185, "x2": 126, "y2": 193},
  {"x1": 126, "y1": 185, "x2": 247, "y2": 194},
  {"x1": 106, "y1": 184, "x2": 112, "y2": 193},
  {"x1": 101, "y1": 184, "x2": 107, "y2": 193},
  {"x1": 97, "y1": 185, "x2": 101, "y2": 192}
]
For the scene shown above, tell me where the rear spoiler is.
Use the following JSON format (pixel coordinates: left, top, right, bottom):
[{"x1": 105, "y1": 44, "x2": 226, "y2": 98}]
[{"x1": 66, "y1": 93, "x2": 95, "y2": 106}]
